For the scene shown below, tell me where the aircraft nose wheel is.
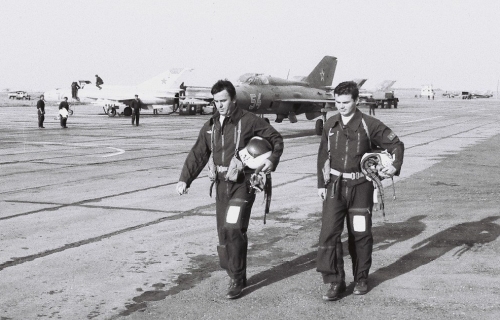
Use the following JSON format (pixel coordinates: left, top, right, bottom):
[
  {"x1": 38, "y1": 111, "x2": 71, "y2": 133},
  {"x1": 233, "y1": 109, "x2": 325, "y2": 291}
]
[{"x1": 107, "y1": 107, "x2": 117, "y2": 117}]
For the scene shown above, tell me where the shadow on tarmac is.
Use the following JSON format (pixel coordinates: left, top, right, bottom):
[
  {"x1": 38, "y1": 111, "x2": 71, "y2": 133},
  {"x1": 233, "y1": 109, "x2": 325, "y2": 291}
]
[
  {"x1": 244, "y1": 216, "x2": 500, "y2": 298},
  {"x1": 368, "y1": 216, "x2": 500, "y2": 292},
  {"x1": 121, "y1": 216, "x2": 500, "y2": 312},
  {"x1": 243, "y1": 215, "x2": 428, "y2": 297}
]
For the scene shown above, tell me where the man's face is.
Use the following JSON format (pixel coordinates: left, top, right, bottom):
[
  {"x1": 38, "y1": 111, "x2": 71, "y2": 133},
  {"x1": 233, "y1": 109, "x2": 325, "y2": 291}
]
[
  {"x1": 335, "y1": 94, "x2": 357, "y2": 117},
  {"x1": 213, "y1": 89, "x2": 235, "y2": 116}
]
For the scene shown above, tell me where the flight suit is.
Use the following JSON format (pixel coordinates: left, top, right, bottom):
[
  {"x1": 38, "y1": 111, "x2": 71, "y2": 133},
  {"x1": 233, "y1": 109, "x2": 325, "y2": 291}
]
[
  {"x1": 96, "y1": 76, "x2": 103, "y2": 89},
  {"x1": 131, "y1": 99, "x2": 142, "y2": 126},
  {"x1": 179, "y1": 106, "x2": 283, "y2": 280},
  {"x1": 37, "y1": 99, "x2": 45, "y2": 128},
  {"x1": 71, "y1": 82, "x2": 80, "y2": 99},
  {"x1": 59, "y1": 101, "x2": 69, "y2": 128},
  {"x1": 316, "y1": 109, "x2": 404, "y2": 284}
]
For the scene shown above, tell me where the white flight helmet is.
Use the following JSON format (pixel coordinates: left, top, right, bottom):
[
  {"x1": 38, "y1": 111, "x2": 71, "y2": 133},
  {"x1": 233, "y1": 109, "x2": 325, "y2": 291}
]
[
  {"x1": 59, "y1": 108, "x2": 69, "y2": 119},
  {"x1": 360, "y1": 150, "x2": 394, "y2": 181},
  {"x1": 238, "y1": 136, "x2": 272, "y2": 169}
]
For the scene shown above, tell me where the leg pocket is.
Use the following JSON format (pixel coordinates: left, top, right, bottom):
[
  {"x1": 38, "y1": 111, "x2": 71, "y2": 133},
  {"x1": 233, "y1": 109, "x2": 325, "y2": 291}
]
[
  {"x1": 224, "y1": 198, "x2": 248, "y2": 229},
  {"x1": 349, "y1": 208, "x2": 372, "y2": 234}
]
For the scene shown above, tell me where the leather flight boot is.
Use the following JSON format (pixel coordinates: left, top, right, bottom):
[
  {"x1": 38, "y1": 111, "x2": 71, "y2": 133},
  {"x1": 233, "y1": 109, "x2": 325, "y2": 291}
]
[
  {"x1": 353, "y1": 280, "x2": 368, "y2": 295},
  {"x1": 322, "y1": 280, "x2": 346, "y2": 301},
  {"x1": 226, "y1": 278, "x2": 246, "y2": 299}
]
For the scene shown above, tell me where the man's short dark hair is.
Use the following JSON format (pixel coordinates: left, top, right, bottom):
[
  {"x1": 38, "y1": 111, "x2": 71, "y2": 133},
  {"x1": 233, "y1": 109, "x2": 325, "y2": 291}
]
[
  {"x1": 211, "y1": 79, "x2": 236, "y2": 100},
  {"x1": 334, "y1": 81, "x2": 359, "y2": 100}
]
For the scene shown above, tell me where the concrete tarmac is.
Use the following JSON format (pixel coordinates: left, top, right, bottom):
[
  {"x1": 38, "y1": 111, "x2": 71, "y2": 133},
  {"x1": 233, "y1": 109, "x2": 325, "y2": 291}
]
[{"x1": 1, "y1": 98, "x2": 499, "y2": 319}]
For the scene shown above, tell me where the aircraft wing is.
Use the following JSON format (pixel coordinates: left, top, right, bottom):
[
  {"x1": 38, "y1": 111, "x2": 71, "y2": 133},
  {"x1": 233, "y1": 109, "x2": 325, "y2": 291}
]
[
  {"x1": 276, "y1": 98, "x2": 335, "y2": 103},
  {"x1": 184, "y1": 86, "x2": 212, "y2": 99},
  {"x1": 85, "y1": 91, "x2": 178, "y2": 105}
]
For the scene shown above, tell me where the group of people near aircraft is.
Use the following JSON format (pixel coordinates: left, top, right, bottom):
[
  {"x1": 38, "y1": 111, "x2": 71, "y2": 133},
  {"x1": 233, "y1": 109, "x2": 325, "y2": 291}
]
[
  {"x1": 36, "y1": 94, "x2": 71, "y2": 129},
  {"x1": 177, "y1": 79, "x2": 404, "y2": 300},
  {"x1": 35, "y1": 62, "x2": 405, "y2": 301}
]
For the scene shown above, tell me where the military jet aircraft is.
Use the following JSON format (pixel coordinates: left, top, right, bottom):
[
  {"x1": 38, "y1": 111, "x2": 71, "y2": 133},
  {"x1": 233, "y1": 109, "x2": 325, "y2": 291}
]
[
  {"x1": 470, "y1": 90, "x2": 493, "y2": 98},
  {"x1": 44, "y1": 68, "x2": 194, "y2": 116},
  {"x1": 232, "y1": 55, "x2": 338, "y2": 135},
  {"x1": 358, "y1": 80, "x2": 396, "y2": 99},
  {"x1": 352, "y1": 78, "x2": 368, "y2": 89}
]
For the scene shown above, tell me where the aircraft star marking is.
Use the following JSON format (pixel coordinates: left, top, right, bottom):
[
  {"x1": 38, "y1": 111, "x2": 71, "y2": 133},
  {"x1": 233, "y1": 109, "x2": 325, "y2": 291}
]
[{"x1": 320, "y1": 69, "x2": 325, "y2": 82}]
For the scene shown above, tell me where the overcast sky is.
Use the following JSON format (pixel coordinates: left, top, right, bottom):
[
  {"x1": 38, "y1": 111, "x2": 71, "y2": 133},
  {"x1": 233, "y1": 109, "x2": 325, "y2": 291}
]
[{"x1": 1, "y1": 0, "x2": 499, "y2": 92}]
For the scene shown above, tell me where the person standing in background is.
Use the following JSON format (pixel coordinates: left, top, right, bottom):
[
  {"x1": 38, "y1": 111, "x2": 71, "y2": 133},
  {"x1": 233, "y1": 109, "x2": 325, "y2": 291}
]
[
  {"x1": 37, "y1": 94, "x2": 45, "y2": 128},
  {"x1": 59, "y1": 97, "x2": 70, "y2": 128}
]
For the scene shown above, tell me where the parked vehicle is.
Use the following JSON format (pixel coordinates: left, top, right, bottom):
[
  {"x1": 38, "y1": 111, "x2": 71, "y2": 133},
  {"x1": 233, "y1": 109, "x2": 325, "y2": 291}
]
[{"x1": 8, "y1": 91, "x2": 31, "y2": 100}]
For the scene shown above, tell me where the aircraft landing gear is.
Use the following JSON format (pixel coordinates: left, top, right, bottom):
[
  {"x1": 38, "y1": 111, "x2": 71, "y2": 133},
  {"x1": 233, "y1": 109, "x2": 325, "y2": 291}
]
[
  {"x1": 315, "y1": 118, "x2": 324, "y2": 136},
  {"x1": 123, "y1": 106, "x2": 132, "y2": 116},
  {"x1": 105, "y1": 106, "x2": 117, "y2": 117},
  {"x1": 275, "y1": 114, "x2": 285, "y2": 123}
]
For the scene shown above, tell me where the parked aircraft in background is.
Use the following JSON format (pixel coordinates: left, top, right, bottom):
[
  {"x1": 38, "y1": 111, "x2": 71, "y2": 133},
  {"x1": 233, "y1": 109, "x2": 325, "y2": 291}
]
[
  {"x1": 443, "y1": 90, "x2": 493, "y2": 99},
  {"x1": 231, "y1": 55, "x2": 338, "y2": 135},
  {"x1": 359, "y1": 80, "x2": 396, "y2": 99},
  {"x1": 43, "y1": 68, "x2": 194, "y2": 116},
  {"x1": 470, "y1": 90, "x2": 493, "y2": 98},
  {"x1": 357, "y1": 80, "x2": 399, "y2": 108},
  {"x1": 43, "y1": 81, "x2": 93, "y2": 103},
  {"x1": 352, "y1": 78, "x2": 367, "y2": 89}
]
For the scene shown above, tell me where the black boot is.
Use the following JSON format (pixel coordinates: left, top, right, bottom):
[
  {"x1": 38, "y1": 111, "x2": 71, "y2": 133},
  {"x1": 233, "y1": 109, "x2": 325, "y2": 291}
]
[
  {"x1": 226, "y1": 277, "x2": 246, "y2": 299},
  {"x1": 322, "y1": 281, "x2": 346, "y2": 301}
]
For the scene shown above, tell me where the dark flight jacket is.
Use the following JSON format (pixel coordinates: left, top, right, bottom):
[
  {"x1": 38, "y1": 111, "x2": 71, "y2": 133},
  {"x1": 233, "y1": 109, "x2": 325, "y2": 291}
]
[
  {"x1": 59, "y1": 101, "x2": 69, "y2": 110},
  {"x1": 180, "y1": 106, "x2": 284, "y2": 188},
  {"x1": 37, "y1": 99, "x2": 45, "y2": 112},
  {"x1": 130, "y1": 99, "x2": 143, "y2": 111},
  {"x1": 317, "y1": 109, "x2": 404, "y2": 188}
]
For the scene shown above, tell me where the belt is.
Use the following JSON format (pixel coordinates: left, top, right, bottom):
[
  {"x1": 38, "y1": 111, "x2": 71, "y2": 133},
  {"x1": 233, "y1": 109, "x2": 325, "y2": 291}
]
[
  {"x1": 216, "y1": 166, "x2": 228, "y2": 173},
  {"x1": 330, "y1": 168, "x2": 364, "y2": 180}
]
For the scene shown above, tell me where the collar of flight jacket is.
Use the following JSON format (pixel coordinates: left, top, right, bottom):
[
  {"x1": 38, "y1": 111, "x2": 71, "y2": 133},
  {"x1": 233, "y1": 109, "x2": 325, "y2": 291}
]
[
  {"x1": 210, "y1": 105, "x2": 244, "y2": 126},
  {"x1": 329, "y1": 108, "x2": 364, "y2": 131}
]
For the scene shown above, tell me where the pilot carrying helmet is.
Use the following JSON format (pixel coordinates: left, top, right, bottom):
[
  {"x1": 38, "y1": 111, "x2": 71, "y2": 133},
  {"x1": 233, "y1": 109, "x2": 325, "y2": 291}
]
[{"x1": 238, "y1": 136, "x2": 273, "y2": 169}]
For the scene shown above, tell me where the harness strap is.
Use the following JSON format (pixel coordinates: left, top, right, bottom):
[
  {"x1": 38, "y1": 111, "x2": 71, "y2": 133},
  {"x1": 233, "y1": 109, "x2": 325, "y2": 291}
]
[
  {"x1": 326, "y1": 115, "x2": 371, "y2": 170},
  {"x1": 361, "y1": 117, "x2": 371, "y2": 147},
  {"x1": 330, "y1": 168, "x2": 364, "y2": 180},
  {"x1": 208, "y1": 119, "x2": 242, "y2": 197}
]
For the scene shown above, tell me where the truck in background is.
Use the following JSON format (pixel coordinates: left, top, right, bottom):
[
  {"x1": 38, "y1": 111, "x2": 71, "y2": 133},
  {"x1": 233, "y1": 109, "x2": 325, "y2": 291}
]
[
  {"x1": 358, "y1": 80, "x2": 399, "y2": 108},
  {"x1": 8, "y1": 91, "x2": 31, "y2": 100}
]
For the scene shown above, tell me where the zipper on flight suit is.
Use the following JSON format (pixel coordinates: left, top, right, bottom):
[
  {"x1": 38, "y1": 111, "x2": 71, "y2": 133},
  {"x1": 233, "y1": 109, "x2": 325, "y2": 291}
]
[{"x1": 357, "y1": 132, "x2": 361, "y2": 154}]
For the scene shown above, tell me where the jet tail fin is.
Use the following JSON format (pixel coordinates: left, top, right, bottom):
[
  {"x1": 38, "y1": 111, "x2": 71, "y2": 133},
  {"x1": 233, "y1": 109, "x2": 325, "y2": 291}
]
[
  {"x1": 353, "y1": 78, "x2": 367, "y2": 88},
  {"x1": 137, "y1": 68, "x2": 193, "y2": 91},
  {"x1": 305, "y1": 56, "x2": 337, "y2": 88},
  {"x1": 376, "y1": 80, "x2": 396, "y2": 92}
]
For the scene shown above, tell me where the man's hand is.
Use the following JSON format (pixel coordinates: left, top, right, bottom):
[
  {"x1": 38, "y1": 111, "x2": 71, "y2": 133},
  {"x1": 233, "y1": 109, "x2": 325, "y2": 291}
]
[
  {"x1": 176, "y1": 181, "x2": 188, "y2": 195},
  {"x1": 379, "y1": 164, "x2": 397, "y2": 179},
  {"x1": 256, "y1": 159, "x2": 274, "y2": 174},
  {"x1": 318, "y1": 188, "x2": 327, "y2": 201}
]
